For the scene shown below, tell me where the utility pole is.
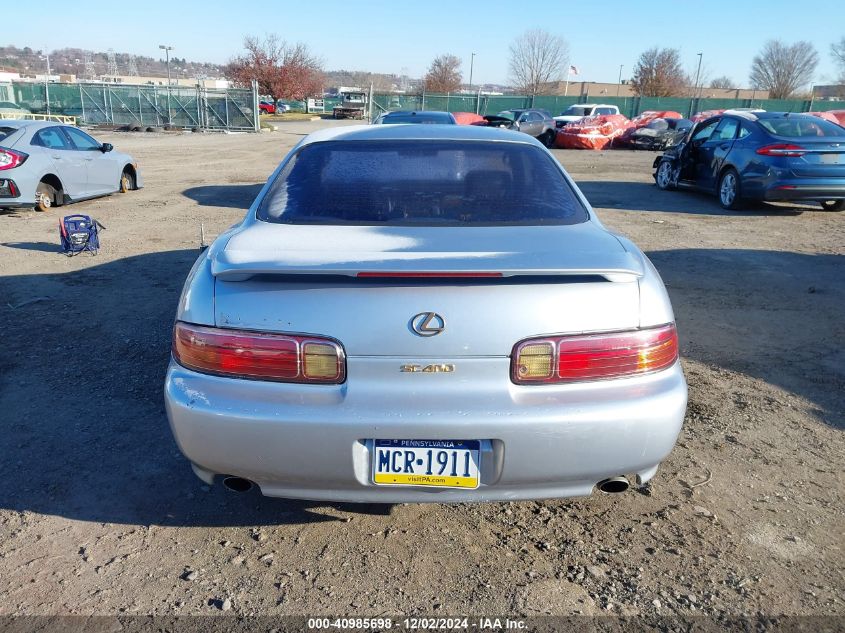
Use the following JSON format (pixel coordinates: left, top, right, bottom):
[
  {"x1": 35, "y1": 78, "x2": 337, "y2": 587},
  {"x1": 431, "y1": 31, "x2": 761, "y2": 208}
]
[
  {"x1": 159, "y1": 44, "x2": 174, "y2": 126},
  {"x1": 469, "y1": 52, "x2": 476, "y2": 91},
  {"x1": 44, "y1": 52, "x2": 51, "y2": 116},
  {"x1": 616, "y1": 64, "x2": 623, "y2": 97},
  {"x1": 690, "y1": 52, "x2": 703, "y2": 118},
  {"x1": 693, "y1": 52, "x2": 703, "y2": 100}
]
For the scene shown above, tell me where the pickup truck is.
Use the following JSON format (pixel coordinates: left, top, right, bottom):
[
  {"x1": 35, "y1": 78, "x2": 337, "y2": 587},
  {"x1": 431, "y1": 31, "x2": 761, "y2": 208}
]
[{"x1": 554, "y1": 104, "x2": 620, "y2": 128}]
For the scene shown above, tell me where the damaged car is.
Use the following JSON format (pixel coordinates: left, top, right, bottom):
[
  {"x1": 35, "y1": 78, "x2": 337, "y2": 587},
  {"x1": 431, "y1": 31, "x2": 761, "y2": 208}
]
[
  {"x1": 629, "y1": 118, "x2": 693, "y2": 151},
  {"x1": 482, "y1": 109, "x2": 557, "y2": 147},
  {"x1": 653, "y1": 110, "x2": 845, "y2": 210}
]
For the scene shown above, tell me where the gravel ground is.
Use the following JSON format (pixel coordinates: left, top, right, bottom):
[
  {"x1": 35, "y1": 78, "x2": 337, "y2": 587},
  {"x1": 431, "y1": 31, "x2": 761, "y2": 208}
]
[{"x1": 0, "y1": 121, "x2": 842, "y2": 623}]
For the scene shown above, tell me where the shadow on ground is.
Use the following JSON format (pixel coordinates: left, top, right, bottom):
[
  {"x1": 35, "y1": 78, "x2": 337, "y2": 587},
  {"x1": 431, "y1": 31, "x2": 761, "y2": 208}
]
[
  {"x1": 182, "y1": 184, "x2": 263, "y2": 209},
  {"x1": 3, "y1": 241, "x2": 63, "y2": 253},
  {"x1": 0, "y1": 246, "x2": 841, "y2": 527}
]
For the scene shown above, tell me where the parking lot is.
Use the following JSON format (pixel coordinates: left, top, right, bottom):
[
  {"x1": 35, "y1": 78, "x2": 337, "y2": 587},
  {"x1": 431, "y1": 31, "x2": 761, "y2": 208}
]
[{"x1": 0, "y1": 119, "x2": 842, "y2": 619}]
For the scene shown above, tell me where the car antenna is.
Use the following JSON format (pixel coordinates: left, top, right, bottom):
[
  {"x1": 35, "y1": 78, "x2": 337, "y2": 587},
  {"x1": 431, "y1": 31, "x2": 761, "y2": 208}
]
[{"x1": 199, "y1": 223, "x2": 207, "y2": 251}]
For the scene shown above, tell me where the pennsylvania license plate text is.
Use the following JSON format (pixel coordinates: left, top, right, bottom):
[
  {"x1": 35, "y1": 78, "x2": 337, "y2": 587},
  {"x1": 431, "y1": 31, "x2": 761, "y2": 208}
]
[{"x1": 372, "y1": 439, "x2": 480, "y2": 489}]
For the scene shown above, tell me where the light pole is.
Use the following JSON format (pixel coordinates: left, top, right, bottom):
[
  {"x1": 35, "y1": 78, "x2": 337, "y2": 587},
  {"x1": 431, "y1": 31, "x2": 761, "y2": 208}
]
[
  {"x1": 693, "y1": 52, "x2": 703, "y2": 100},
  {"x1": 159, "y1": 44, "x2": 174, "y2": 125},
  {"x1": 616, "y1": 64, "x2": 623, "y2": 97},
  {"x1": 43, "y1": 52, "x2": 51, "y2": 116},
  {"x1": 469, "y1": 52, "x2": 476, "y2": 91}
]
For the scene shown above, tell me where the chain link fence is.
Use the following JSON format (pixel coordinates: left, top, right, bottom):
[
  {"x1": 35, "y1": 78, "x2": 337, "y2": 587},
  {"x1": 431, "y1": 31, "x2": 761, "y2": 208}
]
[{"x1": 5, "y1": 81, "x2": 259, "y2": 131}]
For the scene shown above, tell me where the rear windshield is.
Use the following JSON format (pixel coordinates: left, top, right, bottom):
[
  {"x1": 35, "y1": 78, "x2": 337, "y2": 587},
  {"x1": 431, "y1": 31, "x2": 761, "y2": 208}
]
[
  {"x1": 380, "y1": 114, "x2": 453, "y2": 124},
  {"x1": 758, "y1": 117, "x2": 845, "y2": 138},
  {"x1": 257, "y1": 140, "x2": 588, "y2": 226},
  {"x1": 0, "y1": 126, "x2": 18, "y2": 142},
  {"x1": 562, "y1": 106, "x2": 590, "y2": 117}
]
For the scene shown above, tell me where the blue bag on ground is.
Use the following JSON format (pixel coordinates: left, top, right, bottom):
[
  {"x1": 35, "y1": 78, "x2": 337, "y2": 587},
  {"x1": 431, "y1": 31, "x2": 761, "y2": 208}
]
[{"x1": 60, "y1": 215, "x2": 103, "y2": 256}]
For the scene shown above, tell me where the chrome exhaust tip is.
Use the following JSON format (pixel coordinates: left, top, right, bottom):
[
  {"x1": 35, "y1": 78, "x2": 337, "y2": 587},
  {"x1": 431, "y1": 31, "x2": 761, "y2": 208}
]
[
  {"x1": 597, "y1": 476, "x2": 630, "y2": 494},
  {"x1": 221, "y1": 476, "x2": 253, "y2": 493}
]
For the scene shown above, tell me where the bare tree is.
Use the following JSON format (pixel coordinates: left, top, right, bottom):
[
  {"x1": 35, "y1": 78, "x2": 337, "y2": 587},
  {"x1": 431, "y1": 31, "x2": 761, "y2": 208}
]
[
  {"x1": 226, "y1": 35, "x2": 323, "y2": 102},
  {"x1": 508, "y1": 29, "x2": 568, "y2": 95},
  {"x1": 423, "y1": 54, "x2": 462, "y2": 93},
  {"x1": 749, "y1": 40, "x2": 818, "y2": 99},
  {"x1": 278, "y1": 42, "x2": 324, "y2": 101},
  {"x1": 631, "y1": 47, "x2": 689, "y2": 97},
  {"x1": 832, "y1": 37, "x2": 845, "y2": 82},
  {"x1": 709, "y1": 75, "x2": 734, "y2": 89}
]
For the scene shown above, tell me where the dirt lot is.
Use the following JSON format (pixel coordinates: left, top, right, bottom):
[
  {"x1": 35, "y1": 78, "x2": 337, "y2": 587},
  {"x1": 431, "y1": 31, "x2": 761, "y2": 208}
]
[{"x1": 0, "y1": 121, "x2": 842, "y2": 624}]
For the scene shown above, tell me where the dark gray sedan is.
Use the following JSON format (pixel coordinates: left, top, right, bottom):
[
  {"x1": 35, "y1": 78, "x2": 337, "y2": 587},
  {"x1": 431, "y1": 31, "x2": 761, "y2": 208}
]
[{"x1": 486, "y1": 109, "x2": 557, "y2": 147}]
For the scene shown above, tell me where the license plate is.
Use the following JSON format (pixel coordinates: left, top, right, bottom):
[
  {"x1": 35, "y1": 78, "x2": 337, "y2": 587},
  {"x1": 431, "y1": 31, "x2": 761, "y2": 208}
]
[
  {"x1": 372, "y1": 439, "x2": 480, "y2": 489},
  {"x1": 819, "y1": 153, "x2": 845, "y2": 164}
]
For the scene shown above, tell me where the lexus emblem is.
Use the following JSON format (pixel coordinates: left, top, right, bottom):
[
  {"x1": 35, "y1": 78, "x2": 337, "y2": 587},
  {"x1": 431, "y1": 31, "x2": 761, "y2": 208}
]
[{"x1": 411, "y1": 312, "x2": 445, "y2": 337}]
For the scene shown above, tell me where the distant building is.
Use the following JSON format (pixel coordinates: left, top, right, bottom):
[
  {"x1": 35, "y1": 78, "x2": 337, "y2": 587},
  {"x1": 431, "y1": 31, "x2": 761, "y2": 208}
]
[
  {"x1": 812, "y1": 84, "x2": 845, "y2": 101},
  {"x1": 10, "y1": 72, "x2": 229, "y2": 89}
]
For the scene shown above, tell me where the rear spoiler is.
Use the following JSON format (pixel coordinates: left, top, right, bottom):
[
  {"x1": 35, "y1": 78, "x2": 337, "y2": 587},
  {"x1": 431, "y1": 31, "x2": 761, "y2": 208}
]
[{"x1": 210, "y1": 251, "x2": 644, "y2": 283}]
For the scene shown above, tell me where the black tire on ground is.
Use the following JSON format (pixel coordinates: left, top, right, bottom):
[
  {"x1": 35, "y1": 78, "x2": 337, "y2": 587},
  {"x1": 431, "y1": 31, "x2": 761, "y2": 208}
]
[
  {"x1": 655, "y1": 160, "x2": 677, "y2": 191},
  {"x1": 718, "y1": 168, "x2": 744, "y2": 210},
  {"x1": 119, "y1": 170, "x2": 135, "y2": 193},
  {"x1": 541, "y1": 130, "x2": 555, "y2": 148},
  {"x1": 145, "y1": 127, "x2": 156, "y2": 132},
  {"x1": 131, "y1": 125, "x2": 143, "y2": 132},
  {"x1": 820, "y1": 200, "x2": 844, "y2": 211},
  {"x1": 35, "y1": 182, "x2": 55, "y2": 212}
]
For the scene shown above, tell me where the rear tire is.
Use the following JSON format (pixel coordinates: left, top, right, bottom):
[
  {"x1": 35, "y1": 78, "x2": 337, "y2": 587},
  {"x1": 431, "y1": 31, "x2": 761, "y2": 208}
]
[
  {"x1": 35, "y1": 182, "x2": 55, "y2": 212},
  {"x1": 820, "y1": 200, "x2": 844, "y2": 211},
  {"x1": 119, "y1": 170, "x2": 135, "y2": 193},
  {"x1": 540, "y1": 130, "x2": 555, "y2": 148},
  {"x1": 718, "y1": 168, "x2": 743, "y2": 210}
]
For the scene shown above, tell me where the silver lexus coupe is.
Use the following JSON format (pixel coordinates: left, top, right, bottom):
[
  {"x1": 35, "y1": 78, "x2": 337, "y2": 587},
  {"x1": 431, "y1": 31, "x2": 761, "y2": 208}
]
[{"x1": 164, "y1": 124, "x2": 687, "y2": 503}]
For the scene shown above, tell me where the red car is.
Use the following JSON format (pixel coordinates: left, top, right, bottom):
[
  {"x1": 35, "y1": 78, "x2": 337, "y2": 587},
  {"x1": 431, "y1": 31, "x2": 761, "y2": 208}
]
[{"x1": 259, "y1": 101, "x2": 276, "y2": 115}]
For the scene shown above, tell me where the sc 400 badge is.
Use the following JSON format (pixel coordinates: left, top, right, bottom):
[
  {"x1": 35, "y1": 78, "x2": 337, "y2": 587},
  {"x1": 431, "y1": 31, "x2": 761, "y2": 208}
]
[{"x1": 400, "y1": 364, "x2": 456, "y2": 373}]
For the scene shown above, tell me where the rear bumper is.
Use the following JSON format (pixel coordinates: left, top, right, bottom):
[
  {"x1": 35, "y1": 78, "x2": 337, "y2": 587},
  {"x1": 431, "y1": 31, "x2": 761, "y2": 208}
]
[
  {"x1": 763, "y1": 180, "x2": 845, "y2": 202},
  {"x1": 164, "y1": 357, "x2": 687, "y2": 503}
]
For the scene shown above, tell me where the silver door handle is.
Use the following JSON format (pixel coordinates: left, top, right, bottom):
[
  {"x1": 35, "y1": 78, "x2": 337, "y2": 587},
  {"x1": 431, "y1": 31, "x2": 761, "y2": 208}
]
[{"x1": 51, "y1": 155, "x2": 62, "y2": 159}]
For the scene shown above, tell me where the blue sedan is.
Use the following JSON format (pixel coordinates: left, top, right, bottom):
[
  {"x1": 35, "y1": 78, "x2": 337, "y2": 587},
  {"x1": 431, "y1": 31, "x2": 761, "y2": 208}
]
[
  {"x1": 653, "y1": 110, "x2": 845, "y2": 210},
  {"x1": 0, "y1": 120, "x2": 142, "y2": 212}
]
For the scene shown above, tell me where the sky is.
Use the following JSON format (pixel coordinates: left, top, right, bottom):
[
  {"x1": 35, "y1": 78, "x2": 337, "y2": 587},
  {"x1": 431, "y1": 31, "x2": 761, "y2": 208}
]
[{"x1": 7, "y1": 0, "x2": 844, "y2": 87}]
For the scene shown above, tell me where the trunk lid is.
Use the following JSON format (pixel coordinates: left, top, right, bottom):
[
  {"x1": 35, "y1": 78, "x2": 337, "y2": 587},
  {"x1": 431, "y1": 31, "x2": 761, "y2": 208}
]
[
  {"x1": 212, "y1": 223, "x2": 644, "y2": 357},
  {"x1": 778, "y1": 137, "x2": 845, "y2": 178}
]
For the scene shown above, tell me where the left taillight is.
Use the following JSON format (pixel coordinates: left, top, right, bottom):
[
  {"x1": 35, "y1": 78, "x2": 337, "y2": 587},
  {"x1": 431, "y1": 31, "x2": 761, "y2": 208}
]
[
  {"x1": 0, "y1": 147, "x2": 28, "y2": 171},
  {"x1": 172, "y1": 322, "x2": 346, "y2": 384},
  {"x1": 512, "y1": 323, "x2": 679, "y2": 384},
  {"x1": 755, "y1": 143, "x2": 806, "y2": 158}
]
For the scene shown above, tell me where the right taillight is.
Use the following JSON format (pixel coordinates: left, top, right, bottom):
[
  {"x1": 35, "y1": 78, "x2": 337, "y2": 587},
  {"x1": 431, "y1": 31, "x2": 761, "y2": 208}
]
[
  {"x1": 512, "y1": 323, "x2": 679, "y2": 384},
  {"x1": 755, "y1": 143, "x2": 806, "y2": 157},
  {"x1": 0, "y1": 147, "x2": 28, "y2": 171},
  {"x1": 172, "y1": 322, "x2": 345, "y2": 383}
]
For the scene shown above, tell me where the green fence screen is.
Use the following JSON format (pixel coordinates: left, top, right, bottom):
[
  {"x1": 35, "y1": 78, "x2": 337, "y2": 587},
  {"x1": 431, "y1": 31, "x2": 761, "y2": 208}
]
[
  {"x1": 7, "y1": 81, "x2": 258, "y2": 130},
  {"x1": 368, "y1": 92, "x2": 841, "y2": 118}
]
